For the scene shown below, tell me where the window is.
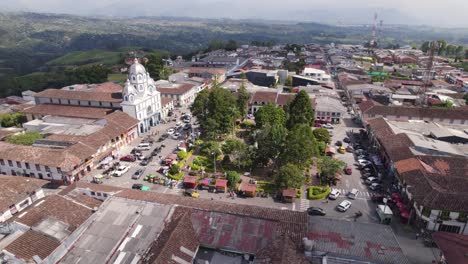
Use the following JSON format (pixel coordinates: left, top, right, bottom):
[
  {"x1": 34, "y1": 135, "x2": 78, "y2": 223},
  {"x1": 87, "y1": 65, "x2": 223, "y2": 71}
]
[
  {"x1": 90, "y1": 191, "x2": 96, "y2": 196},
  {"x1": 103, "y1": 193, "x2": 108, "y2": 198},
  {"x1": 38, "y1": 173, "x2": 43, "y2": 179},
  {"x1": 422, "y1": 207, "x2": 431, "y2": 217},
  {"x1": 35, "y1": 164, "x2": 41, "y2": 171},
  {"x1": 16, "y1": 162, "x2": 21, "y2": 168},
  {"x1": 458, "y1": 212, "x2": 467, "y2": 222},
  {"x1": 45, "y1": 166, "x2": 50, "y2": 172},
  {"x1": 88, "y1": 101, "x2": 91, "y2": 106},
  {"x1": 57, "y1": 167, "x2": 62, "y2": 173},
  {"x1": 8, "y1": 160, "x2": 13, "y2": 167},
  {"x1": 0, "y1": 159, "x2": 4, "y2": 166},
  {"x1": 25, "y1": 163, "x2": 30, "y2": 169}
]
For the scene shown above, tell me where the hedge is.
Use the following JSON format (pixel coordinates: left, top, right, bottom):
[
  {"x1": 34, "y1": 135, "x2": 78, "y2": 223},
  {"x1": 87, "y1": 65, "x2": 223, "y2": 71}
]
[
  {"x1": 308, "y1": 186, "x2": 331, "y2": 200},
  {"x1": 168, "y1": 171, "x2": 184, "y2": 181}
]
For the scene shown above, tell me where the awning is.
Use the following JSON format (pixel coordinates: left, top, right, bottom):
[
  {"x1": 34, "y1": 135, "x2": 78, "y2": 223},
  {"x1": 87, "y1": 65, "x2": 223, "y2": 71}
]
[{"x1": 201, "y1": 178, "x2": 212, "y2": 185}]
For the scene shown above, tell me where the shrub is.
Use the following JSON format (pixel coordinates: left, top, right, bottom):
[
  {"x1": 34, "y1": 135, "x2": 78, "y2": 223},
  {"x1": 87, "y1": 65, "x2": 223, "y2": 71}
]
[
  {"x1": 168, "y1": 171, "x2": 184, "y2": 181},
  {"x1": 177, "y1": 151, "x2": 188, "y2": 160},
  {"x1": 296, "y1": 188, "x2": 302, "y2": 198},
  {"x1": 308, "y1": 186, "x2": 331, "y2": 200},
  {"x1": 169, "y1": 164, "x2": 180, "y2": 175},
  {"x1": 226, "y1": 171, "x2": 240, "y2": 186},
  {"x1": 240, "y1": 121, "x2": 255, "y2": 129}
]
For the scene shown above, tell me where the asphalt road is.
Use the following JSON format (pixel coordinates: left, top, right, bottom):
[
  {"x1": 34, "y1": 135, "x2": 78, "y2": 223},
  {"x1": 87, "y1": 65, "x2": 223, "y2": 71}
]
[{"x1": 296, "y1": 113, "x2": 380, "y2": 223}]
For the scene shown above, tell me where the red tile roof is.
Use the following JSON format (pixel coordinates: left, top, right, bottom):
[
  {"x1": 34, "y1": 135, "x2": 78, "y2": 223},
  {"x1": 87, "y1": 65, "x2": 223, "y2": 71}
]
[
  {"x1": 34, "y1": 88, "x2": 122, "y2": 103},
  {"x1": 241, "y1": 183, "x2": 257, "y2": 193},
  {"x1": 157, "y1": 83, "x2": 196, "y2": 95},
  {"x1": 282, "y1": 189, "x2": 297, "y2": 198},
  {"x1": 183, "y1": 175, "x2": 198, "y2": 184},
  {"x1": 92, "y1": 82, "x2": 123, "y2": 93},
  {"x1": 161, "y1": 97, "x2": 174, "y2": 107},
  {"x1": 0, "y1": 176, "x2": 48, "y2": 213},
  {"x1": 9, "y1": 195, "x2": 94, "y2": 231},
  {"x1": 21, "y1": 104, "x2": 113, "y2": 119},
  {"x1": 432, "y1": 232, "x2": 468, "y2": 264},
  {"x1": 215, "y1": 179, "x2": 228, "y2": 187},
  {"x1": 4, "y1": 230, "x2": 61, "y2": 262}
]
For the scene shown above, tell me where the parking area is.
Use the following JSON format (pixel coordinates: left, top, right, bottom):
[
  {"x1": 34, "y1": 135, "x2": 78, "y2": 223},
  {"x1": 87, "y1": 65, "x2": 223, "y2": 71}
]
[{"x1": 296, "y1": 114, "x2": 381, "y2": 223}]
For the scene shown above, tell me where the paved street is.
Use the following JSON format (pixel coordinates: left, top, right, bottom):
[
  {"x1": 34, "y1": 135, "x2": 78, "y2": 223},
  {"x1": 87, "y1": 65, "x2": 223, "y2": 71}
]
[{"x1": 293, "y1": 113, "x2": 380, "y2": 224}]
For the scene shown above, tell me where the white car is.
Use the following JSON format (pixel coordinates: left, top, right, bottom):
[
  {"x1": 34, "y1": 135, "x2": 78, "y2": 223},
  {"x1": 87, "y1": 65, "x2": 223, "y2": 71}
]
[
  {"x1": 172, "y1": 132, "x2": 181, "y2": 139},
  {"x1": 358, "y1": 159, "x2": 372, "y2": 166},
  {"x1": 175, "y1": 122, "x2": 182, "y2": 128},
  {"x1": 329, "y1": 189, "x2": 341, "y2": 200},
  {"x1": 369, "y1": 183, "x2": 382, "y2": 191},
  {"x1": 167, "y1": 128, "x2": 175, "y2": 135},
  {"x1": 322, "y1": 123, "x2": 334, "y2": 129},
  {"x1": 337, "y1": 200, "x2": 352, "y2": 212},
  {"x1": 365, "y1": 177, "x2": 378, "y2": 185},
  {"x1": 113, "y1": 165, "x2": 129, "y2": 177}
]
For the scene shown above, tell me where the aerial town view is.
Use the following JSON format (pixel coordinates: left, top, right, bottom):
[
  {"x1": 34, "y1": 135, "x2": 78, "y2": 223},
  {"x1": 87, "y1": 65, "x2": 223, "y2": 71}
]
[{"x1": 0, "y1": 0, "x2": 466, "y2": 263}]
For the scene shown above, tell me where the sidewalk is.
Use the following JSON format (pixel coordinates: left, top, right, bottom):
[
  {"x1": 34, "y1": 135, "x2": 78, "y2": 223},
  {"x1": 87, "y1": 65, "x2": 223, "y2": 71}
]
[{"x1": 391, "y1": 219, "x2": 440, "y2": 263}]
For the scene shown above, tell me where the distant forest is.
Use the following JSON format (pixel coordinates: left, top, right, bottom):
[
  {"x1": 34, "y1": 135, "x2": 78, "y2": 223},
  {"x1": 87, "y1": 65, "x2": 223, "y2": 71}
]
[{"x1": 0, "y1": 12, "x2": 467, "y2": 97}]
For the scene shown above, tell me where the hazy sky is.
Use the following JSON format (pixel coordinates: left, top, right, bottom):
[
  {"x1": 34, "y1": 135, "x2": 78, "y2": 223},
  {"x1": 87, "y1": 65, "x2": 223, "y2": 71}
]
[{"x1": 3, "y1": 0, "x2": 468, "y2": 27}]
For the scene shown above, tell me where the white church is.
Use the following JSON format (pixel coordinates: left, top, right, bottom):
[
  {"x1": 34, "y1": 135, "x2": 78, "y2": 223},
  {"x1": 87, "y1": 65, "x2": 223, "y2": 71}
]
[{"x1": 121, "y1": 58, "x2": 162, "y2": 134}]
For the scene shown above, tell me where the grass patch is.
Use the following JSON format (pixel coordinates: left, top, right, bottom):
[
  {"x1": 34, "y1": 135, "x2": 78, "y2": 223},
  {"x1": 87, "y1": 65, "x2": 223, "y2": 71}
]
[
  {"x1": 107, "y1": 73, "x2": 127, "y2": 83},
  {"x1": 47, "y1": 49, "x2": 122, "y2": 66},
  {"x1": 308, "y1": 186, "x2": 331, "y2": 200},
  {"x1": 6, "y1": 131, "x2": 43, "y2": 146},
  {"x1": 256, "y1": 180, "x2": 276, "y2": 194}
]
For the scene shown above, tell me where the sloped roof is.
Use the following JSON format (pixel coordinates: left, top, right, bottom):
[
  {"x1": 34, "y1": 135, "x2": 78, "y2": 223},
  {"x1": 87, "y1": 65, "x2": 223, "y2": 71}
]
[
  {"x1": 21, "y1": 104, "x2": 113, "y2": 119},
  {"x1": 34, "y1": 88, "x2": 122, "y2": 103},
  {"x1": 432, "y1": 232, "x2": 468, "y2": 264},
  {"x1": 4, "y1": 230, "x2": 61, "y2": 262},
  {"x1": 0, "y1": 176, "x2": 48, "y2": 213}
]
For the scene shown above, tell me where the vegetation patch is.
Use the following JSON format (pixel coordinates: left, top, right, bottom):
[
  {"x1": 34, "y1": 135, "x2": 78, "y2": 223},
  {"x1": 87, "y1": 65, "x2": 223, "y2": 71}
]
[
  {"x1": 308, "y1": 186, "x2": 331, "y2": 200},
  {"x1": 6, "y1": 131, "x2": 44, "y2": 146}
]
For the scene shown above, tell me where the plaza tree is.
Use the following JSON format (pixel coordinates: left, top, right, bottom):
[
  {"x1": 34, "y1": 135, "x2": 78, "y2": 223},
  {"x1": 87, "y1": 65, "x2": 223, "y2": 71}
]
[
  {"x1": 254, "y1": 103, "x2": 286, "y2": 129},
  {"x1": 286, "y1": 90, "x2": 315, "y2": 129},
  {"x1": 254, "y1": 123, "x2": 287, "y2": 167},
  {"x1": 318, "y1": 156, "x2": 346, "y2": 185},
  {"x1": 275, "y1": 163, "x2": 305, "y2": 189},
  {"x1": 236, "y1": 82, "x2": 250, "y2": 119},
  {"x1": 280, "y1": 124, "x2": 319, "y2": 168}
]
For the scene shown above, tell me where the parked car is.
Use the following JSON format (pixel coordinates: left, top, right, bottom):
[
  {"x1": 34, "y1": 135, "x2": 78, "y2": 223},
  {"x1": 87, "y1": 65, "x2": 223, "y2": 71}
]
[
  {"x1": 183, "y1": 124, "x2": 192, "y2": 130},
  {"x1": 344, "y1": 166, "x2": 352, "y2": 175},
  {"x1": 314, "y1": 123, "x2": 322, "y2": 128},
  {"x1": 346, "y1": 146, "x2": 354, "y2": 153},
  {"x1": 338, "y1": 146, "x2": 346, "y2": 154},
  {"x1": 184, "y1": 188, "x2": 199, "y2": 198},
  {"x1": 183, "y1": 118, "x2": 191, "y2": 124},
  {"x1": 120, "y1": 155, "x2": 135, "y2": 162},
  {"x1": 307, "y1": 207, "x2": 326, "y2": 216},
  {"x1": 365, "y1": 177, "x2": 380, "y2": 185},
  {"x1": 132, "y1": 169, "x2": 144, "y2": 179},
  {"x1": 369, "y1": 183, "x2": 382, "y2": 191},
  {"x1": 136, "y1": 143, "x2": 151, "y2": 151},
  {"x1": 347, "y1": 189, "x2": 358, "y2": 199},
  {"x1": 132, "y1": 183, "x2": 143, "y2": 190},
  {"x1": 335, "y1": 141, "x2": 343, "y2": 147},
  {"x1": 172, "y1": 132, "x2": 181, "y2": 139},
  {"x1": 167, "y1": 128, "x2": 175, "y2": 135},
  {"x1": 322, "y1": 123, "x2": 334, "y2": 129},
  {"x1": 140, "y1": 156, "x2": 152, "y2": 166},
  {"x1": 175, "y1": 122, "x2": 182, "y2": 128},
  {"x1": 343, "y1": 137, "x2": 351, "y2": 143},
  {"x1": 337, "y1": 200, "x2": 352, "y2": 212},
  {"x1": 329, "y1": 189, "x2": 341, "y2": 200},
  {"x1": 358, "y1": 159, "x2": 372, "y2": 166},
  {"x1": 113, "y1": 165, "x2": 129, "y2": 177}
]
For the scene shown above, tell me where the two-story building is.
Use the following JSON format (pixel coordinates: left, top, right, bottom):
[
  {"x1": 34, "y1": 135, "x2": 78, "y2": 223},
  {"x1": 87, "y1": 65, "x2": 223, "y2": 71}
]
[{"x1": 314, "y1": 96, "x2": 346, "y2": 123}]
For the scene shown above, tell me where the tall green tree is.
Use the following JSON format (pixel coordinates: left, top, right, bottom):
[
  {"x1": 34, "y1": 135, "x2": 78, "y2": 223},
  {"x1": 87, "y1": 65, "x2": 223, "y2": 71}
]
[
  {"x1": 0, "y1": 113, "x2": 26, "y2": 128},
  {"x1": 236, "y1": 82, "x2": 250, "y2": 118},
  {"x1": 190, "y1": 89, "x2": 210, "y2": 122},
  {"x1": 286, "y1": 90, "x2": 315, "y2": 129},
  {"x1": 280, "y1": 124, "x2": 319, "y2": 168},
  {"x1": 254, "y1": 103, "x2": 286, "y2": 129},
  {"x1": 275, "y1": 163, "x2": 305, "y2": 189},
  {"x1": 222, "y1": 138, "x2": 252, "y2": 169},
  {"x1": 226, "y1": 171, "x2": 240, "y2": 187},
  {"x1": 318, "y1": 156, "x2": 346, "y2": 185},
  {"x1": 255, "y1": 123, "x2": 287, "y2": 166}
]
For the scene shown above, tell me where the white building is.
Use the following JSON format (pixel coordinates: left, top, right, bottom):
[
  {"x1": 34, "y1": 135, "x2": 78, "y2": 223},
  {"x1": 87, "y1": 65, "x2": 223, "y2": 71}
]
[
  {"x1": 301, "y1": 68, "x2": 331, "y2": 82},
  {"x1": 121, "y1": 58, "x2": 162, "y2": 134},
  {"x1": 315, "y1": 96, "x2": 347, "y2": 123}
]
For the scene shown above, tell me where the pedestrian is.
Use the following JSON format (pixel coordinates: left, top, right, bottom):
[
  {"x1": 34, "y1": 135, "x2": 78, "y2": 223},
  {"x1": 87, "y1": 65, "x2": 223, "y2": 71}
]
[{"x1": 415, "y1": 233, "x2": 420, "y2": 240}]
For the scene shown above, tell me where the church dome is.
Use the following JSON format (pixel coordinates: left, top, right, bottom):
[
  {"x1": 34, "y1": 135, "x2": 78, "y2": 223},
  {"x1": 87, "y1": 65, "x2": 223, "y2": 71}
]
[{"x1": 128, "y1": 58, "x2": 147, "y2": 77}]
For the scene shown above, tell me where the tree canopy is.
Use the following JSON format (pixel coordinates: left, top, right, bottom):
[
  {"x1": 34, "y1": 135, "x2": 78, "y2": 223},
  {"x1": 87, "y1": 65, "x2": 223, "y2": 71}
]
[
  {"x1": 222, "y1": 138, "x2": 252, "y2": 169},
  {"x1": 275, "y1": 163, "x2": 305, "y2": 189},
  {"x1": 236, "y1": 82, "x2": 250, "y2": 118},
  {"x1": 255, "y1": 123, "x2": 287, "y2": 166},
  {"x1": 280, "y1": 124, "x2": 319, "y2": 168},
  {"x1": 226, "y1": 171, "x2": 240, "y2": 187},
  {"x1": 318, "y1": 156, "x2": 346, "y2": 185},
  {"x1": 254, "y1": 103, "x2": 286, "y2": 129},
  {"x1": 6, "y1": 131, "x2": 43, "y2": 146},
  {"x1": 0, "y1": 113, "x2": 26, "y2": 128},
  {"x1": 286, "y1": 90, "x2": 315, "y2": 129}
]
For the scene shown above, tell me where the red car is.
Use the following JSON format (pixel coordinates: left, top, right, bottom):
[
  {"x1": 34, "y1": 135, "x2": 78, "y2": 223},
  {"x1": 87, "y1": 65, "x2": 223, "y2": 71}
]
[
  {"x1": 120, "y1": 155, "x2": 136, "y2": 162},
  {"x1": 344, "y1": 166, "x2": 352, "y2": 175}
]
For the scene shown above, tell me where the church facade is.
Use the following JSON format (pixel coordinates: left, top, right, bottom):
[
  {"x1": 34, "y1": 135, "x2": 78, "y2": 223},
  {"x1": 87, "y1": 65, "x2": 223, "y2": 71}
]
[{"x1": 121, "y1": 58, "x2": 162, "y2": 134}]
